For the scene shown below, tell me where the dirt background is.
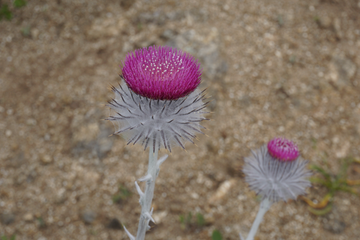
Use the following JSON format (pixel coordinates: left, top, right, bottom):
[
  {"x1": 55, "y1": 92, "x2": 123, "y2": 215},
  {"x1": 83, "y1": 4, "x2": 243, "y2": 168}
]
[{"x1": 1, "y1": 0, "x2": 360, "y2": 239}]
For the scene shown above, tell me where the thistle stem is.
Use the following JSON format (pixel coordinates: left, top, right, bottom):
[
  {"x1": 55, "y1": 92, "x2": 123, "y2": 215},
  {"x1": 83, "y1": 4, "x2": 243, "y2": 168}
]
[
  {"x1": 135, "y1": 142, "x2": 159, "y2": 240},
  {"x1": 245, "y1": 198, "x2": 272, "y2": 240}
]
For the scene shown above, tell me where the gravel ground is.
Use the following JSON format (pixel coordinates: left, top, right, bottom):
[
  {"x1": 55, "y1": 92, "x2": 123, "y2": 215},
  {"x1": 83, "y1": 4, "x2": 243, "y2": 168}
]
[{"x1": 1, "y1": 0, "x2": 360, "y2": 239}]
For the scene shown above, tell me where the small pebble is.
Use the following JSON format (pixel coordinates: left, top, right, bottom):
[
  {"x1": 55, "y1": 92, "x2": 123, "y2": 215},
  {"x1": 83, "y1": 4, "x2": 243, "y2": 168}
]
[
  {"x1": 152, "y1": 211, "x2": 167, "y2": 224},
  {"x1": 24, "y1": 213, "x2": 34, "y2": 222},
  {"x1": 40, "y1": 155, "x2": 52, "y2": 164},
  {"x1": 6, "y1": 109, "x2": 13, "y2": 115},
  {"x1": 81, "y1": 211, "x2": 96, "y2": 224},
  {"x1": 208, "y1": 179, "x2": 236, "y2": 205},
  {"x1": 5, "y1": 130, "x2": 12, "y2": 137}
]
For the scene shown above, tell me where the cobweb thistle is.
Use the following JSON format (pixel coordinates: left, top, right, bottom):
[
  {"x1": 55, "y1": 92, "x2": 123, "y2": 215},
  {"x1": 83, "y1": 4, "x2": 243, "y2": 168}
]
[
  {"x1": 107, "y1": 46, "x2": 208, "y2": 240},
  {"x1": 107, "y1": 46, "x2": 208, "y2": 153},
  {"x1": 243, "y1": 137, "x2": 311, "y2": 202},
  {"x1": 240, "y1": 137, "x2": 311, "y2": 240}
]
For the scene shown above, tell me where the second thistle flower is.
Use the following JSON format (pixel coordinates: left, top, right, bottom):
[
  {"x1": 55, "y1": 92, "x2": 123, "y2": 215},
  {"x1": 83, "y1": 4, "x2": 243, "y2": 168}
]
[
  {"x1": 243, "y1": 137, "x2": 312, "y2": 202},
  {"x1": 107, "y1": 46, "x2": 209, "y2": 152}
]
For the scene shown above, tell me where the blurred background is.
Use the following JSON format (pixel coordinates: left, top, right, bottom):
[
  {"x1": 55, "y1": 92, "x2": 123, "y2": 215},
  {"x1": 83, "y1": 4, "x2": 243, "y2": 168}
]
[{"x1": 1, "y1": 0, "x2": 360, "y2": 239}]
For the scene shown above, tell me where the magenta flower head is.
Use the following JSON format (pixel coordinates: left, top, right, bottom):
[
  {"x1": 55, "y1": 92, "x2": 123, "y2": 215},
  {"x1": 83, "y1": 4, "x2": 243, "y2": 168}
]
[
  {"x1": 243, "y1": 137, "x2": 311, "y2": 202},
  {"x1": 122, "y1": 46, "x2": 201, "y2": 100},
  {"x1": 107, "y1": 46, "x2": 208, "y2": 152},
  {"x1": 267, "y1": 137, "x2": 299, "y2": 161}
]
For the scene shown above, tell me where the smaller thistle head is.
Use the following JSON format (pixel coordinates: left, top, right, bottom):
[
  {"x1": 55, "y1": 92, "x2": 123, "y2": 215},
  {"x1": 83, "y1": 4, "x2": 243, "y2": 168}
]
[
  {"x1": 122, "y1": 46, "x2": 202, "y2": 100},
  {"x1": 267, "y1": 137, "x2": 299, "y2": 162},
  {"x1": 243, "y1": 137, "x2": 311, "y2": 202}
]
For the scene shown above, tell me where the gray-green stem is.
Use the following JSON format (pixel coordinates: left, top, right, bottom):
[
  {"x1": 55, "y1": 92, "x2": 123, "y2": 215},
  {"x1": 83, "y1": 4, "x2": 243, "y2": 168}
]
[
  {"x1": 123, "y1": 141, "x2": 168, "y2": 240},
  {"x1": 243, "y1": 197, "x2": 272, "y2": 240},
  {"x1": 135, "y1": 142, "x2": 158, "y2": 240}
]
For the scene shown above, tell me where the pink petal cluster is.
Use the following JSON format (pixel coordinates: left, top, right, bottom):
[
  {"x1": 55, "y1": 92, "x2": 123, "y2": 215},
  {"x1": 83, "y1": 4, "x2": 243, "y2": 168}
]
[
  {"x1": 121, "y1": 46, "x2": 202, "y2": 100},
  {"x1": 267, "y1": 137, "x2": 299, "y2": 162}
]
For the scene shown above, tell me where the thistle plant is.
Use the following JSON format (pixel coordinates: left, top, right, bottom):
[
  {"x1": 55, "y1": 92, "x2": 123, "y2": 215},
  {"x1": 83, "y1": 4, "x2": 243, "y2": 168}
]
[
  {"x1": 241, "y1": 137, "x2": 312, "y2": 240},
  {"x1": 107, "y1": 46, "x2": 208, "y2": 240}
]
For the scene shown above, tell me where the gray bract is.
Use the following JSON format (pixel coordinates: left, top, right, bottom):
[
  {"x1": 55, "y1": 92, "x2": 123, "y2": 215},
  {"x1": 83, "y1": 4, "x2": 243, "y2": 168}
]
[
  {"x1": 108, "y1": 81, "x2": 208, "y2": 152},
  {"x1": 243, "y1": 145, "x2": 311, "y2": 202}
]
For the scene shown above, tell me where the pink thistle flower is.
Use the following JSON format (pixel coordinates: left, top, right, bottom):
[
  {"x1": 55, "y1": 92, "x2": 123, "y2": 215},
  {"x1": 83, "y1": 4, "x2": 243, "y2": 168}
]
[
  {"x1": 267, "y1": 137, "x2": 299, "y2": 162},
  {"x1": 107, "y1": 46, "x2": 208, "y2": 152},
  {"x1": 243, "y1": 137, "x2": 311, "y2": 202},
  {"x1": 122, "y1": 46, "x2": 202, "y2": 100}
]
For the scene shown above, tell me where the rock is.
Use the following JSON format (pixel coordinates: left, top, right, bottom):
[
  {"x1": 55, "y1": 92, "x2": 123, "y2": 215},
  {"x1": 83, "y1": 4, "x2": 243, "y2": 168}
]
[
  {"x1": 328, "y1": 54, "x2": 357, "y2": 88},
  {"x1": 1, "y1": 213, "x2": 15, "y2": 225},
  {"x1": 24, "y1": 213, "x2": 34, "y2": 222},
  {"x1": 208, "y1": 179, "x2": 236, "y2": 205},
  {"x1": 6, "y1": 109, "x2": 13, "y2": 115},
  {"x1": 55, "y1": 188, "x2": 67, "y2": 204},
  {"x1": 31, "y1": 28, "x2": 39, "y2": 39},
  {"x1": 318, "y1": 16, "x2": 332, "y2": 29},
  {"x1": 191, "y1": 192, "x2": 199, "y2": 199},
  {"x1": 106, "y1": 218, "x2": 122, "y2": 230},
  {"x1": 336, "y1": 140, "x2": 350, "y2": 158},
  {"x1": 81, "y1": 211, "x2": 96, "y2": 224},
  {"x1": 204, "y1": 215, "x2": 215, "y2": 224},
  {"x1": 5, "y1": 130, "x2": 12, "y2": 137},
  {"x1": 44, "y1": 133, "x2": 50, "y2": 141},
  {"x1": 40, "y1": 154, "x2": 53, "y2": 165},
  {"x1": 152, "y1": 211, "x2": 168, "y2": 224}
]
